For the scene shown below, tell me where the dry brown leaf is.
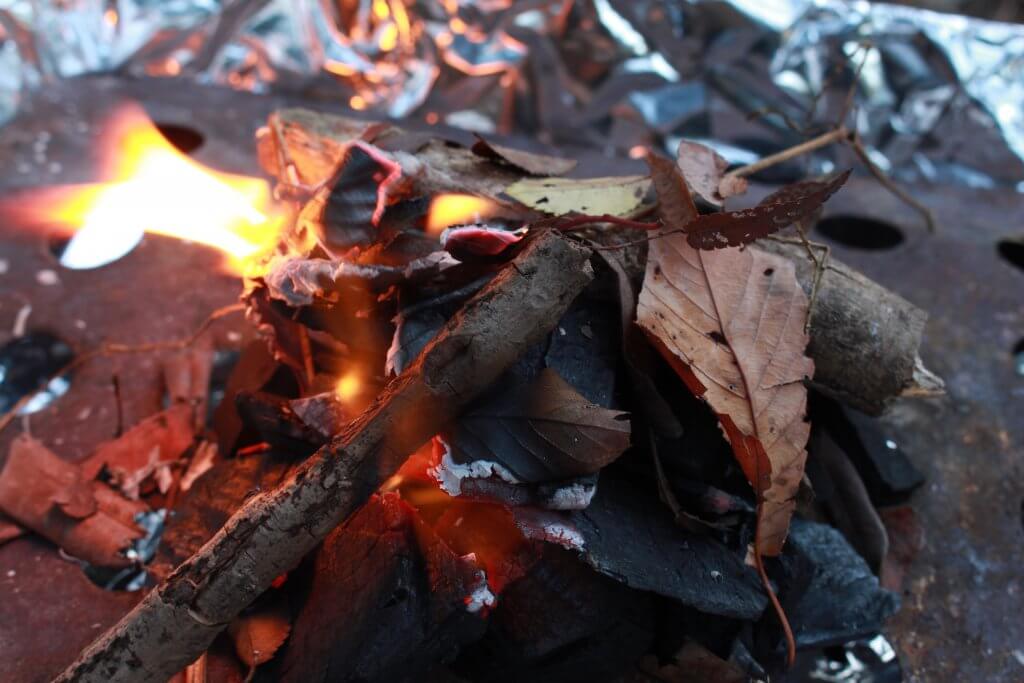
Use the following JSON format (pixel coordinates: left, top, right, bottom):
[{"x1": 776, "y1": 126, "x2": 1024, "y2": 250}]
[
  {"x1": 229, "y1": 607, "x2": 292, "y2": 669},
  {"x1": 676, "y1": 139, "x2": 748, "y2": 206},
  {"x1": 180, "y1": 440, "x2": 218, "y2": 493},
  {"x1": 81, "y1": 404, "x2": 196, "y2": 499},
  {"x1": 638, "y1": 156, "x2": 814, "y2": 556},
  {"x1": 685, "y1": 170, "x2": 850, "y2": 250},
  {"x1": 504, "y1": 175, "x2": 650, "y2": 216},
  {"x1": 471, "y1": 135, "x2": 578, "y2": 176},
  {"x1": 0, "y1": 435, "x2": 147, "y2": 567}
]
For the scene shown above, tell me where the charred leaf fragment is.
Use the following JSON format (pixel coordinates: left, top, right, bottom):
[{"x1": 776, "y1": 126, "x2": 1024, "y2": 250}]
[
  {"x1": 262, "y1": 252, "x2": 457, "y2": 307},
  {"x1": 234, "y1": 391, "x2": 328, "y2": 452},
  {"x1": 319, "y1": 141, "x2": 406, "y2": 249},
  {"x1": 153, "y1": 452, "x2": 292, "y2": 577},
  {"x1": 685, "y1": 170, "x2": 850, "y2": 250},
  {"x1": 386, "y1": 276, "x2": 492, "y2": 376}
]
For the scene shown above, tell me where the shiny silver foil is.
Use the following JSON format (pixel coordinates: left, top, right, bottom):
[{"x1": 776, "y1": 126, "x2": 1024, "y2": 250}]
[{"x1": 1, "y1": 0, "x2": 1021, "y2": 188}]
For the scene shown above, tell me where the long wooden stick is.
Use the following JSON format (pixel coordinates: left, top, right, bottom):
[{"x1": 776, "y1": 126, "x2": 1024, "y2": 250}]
[{"x1": 56, "y1": 231, "x2": 594, "y2": 682}]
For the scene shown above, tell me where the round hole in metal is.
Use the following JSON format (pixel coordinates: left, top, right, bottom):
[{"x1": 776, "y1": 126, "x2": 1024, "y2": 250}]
[
  {"x1": 815, "y1": 215, "x2": 905, "y2": 251},
  {"x1": 997, "y1": 239, "x2": 1024, "y2": 272},
  {"x1": 154, "y1": 122, "x2": 205, "y2": 155},
  {"x1": 0, "y1": 331, "x2": 74, "y2": 415}
]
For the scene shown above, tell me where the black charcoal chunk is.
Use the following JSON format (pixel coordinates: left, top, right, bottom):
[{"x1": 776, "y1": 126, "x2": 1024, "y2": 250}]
[
  {"x1": 569, "y1": 478, "x2": 767, "y2": 620},
  {"x1": 785, "y1": 519, "x2": 900, "y2": 649},
  {"x1": 277, "y1": 493, "x2": 487, "y2": 683},
  {"x1": 455, "y1": 545, "x2": 654, "y2": 683}
]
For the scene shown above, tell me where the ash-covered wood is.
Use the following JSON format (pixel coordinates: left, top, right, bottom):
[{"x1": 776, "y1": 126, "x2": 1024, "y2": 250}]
[{"x1": 56, "y1": 231, "x2": 593, "y2": 683}]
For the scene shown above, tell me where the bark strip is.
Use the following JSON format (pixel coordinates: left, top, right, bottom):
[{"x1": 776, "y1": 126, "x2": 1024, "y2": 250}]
[{"x1": 56, "y1": 231, "x2": 594, "y2": 683}]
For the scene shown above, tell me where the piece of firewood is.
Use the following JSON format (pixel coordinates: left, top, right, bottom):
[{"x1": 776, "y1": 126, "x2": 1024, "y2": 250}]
[
  {"x1": 56, "y1": 231, "x2": 594, "y2": 683},
  {"x1": 757, "y1": 239, "x2": 942, "y2": 414},
  {"x1": 259, "y1": 108, "x2": 939, "y2": 414}
]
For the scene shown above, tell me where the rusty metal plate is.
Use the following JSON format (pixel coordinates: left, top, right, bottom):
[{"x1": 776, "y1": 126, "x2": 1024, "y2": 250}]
[{"x1": 0, "y1": 75, "x2": 1021, "y2": 682}]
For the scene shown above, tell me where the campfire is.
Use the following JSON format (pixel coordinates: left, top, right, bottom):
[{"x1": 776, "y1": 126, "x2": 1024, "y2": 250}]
[{"x1": 0, "y1": 101, "x2": 942, "y2": 683}]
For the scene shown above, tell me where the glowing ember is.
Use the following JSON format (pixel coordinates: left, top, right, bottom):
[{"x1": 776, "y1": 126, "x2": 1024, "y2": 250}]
[
  {"x1": 336, "y1": 372, "x2": 362, "y2": 404},
  {"x1": 12, "y1": 104, "x2": 283, "y2": 275},
  {"x1": 425, "y1": 194, "x2": 501, "y2": 235}
]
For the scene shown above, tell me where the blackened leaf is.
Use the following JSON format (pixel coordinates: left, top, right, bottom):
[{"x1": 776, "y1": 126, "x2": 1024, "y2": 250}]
[
  {"x1": 262, "y1": 252, "x2": 457, "y2": 307},
  {"x1": 290, "y1": 392, "x2": 350, "y2": 440},
  {"x1": 318, "y1": 142, "x2": 406, "y2": 249},
  {"x1": 471, "y1": 135, "x2": 578, "y2": 176},
  {"x1": 385, "y1": 277, "x2": 491, "y2": 376},
  {"x1": 543, "y1": 289, "x2": 619, "y2": 408},
  {"x1": 685, "y1": 171, "x2": 851, "y2": 250},
  {"x1": 245, "y1": 285, "x2": 309, "y2": 377},
  {"x1": 444, "y1": 369, "x2": 630, "y2": 483}
]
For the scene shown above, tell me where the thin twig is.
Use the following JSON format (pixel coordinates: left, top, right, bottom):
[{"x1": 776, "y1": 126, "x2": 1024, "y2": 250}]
[
  {"x1": 724, "y1": 126, "x2": 849, "y2": 182},
  {"x1": 790, "y1": 221, "x2": 831, "y2": 333},
  {"x1": 848, "y1": 131, "x2": 936, "y2": 233},
  {"x1": 0, "y1": 303, "x2": 244, "y2": 435},
  {"x1": 836, "y1": 45, "x2": 871, "y2": 128}
]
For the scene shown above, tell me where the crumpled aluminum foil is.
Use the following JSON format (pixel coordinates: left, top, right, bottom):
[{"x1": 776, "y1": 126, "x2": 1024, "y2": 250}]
[{"x1": 1, "y1": 0, "x2": 1021, "y2": 189}]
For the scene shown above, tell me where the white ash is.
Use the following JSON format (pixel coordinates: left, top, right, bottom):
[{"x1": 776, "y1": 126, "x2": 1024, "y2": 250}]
[
  {"x1": 513, "y1": 507, "x2": 585, "y2": 552},
  {"x1": 429, "y1": 438, "x2": 521, "y2": 496},
  {"x1": 540, "y1": 480, "x2": 596, "y2": 510},
  {"x1": 461, "y1": 559, "x2": 496, "y2": 614}
]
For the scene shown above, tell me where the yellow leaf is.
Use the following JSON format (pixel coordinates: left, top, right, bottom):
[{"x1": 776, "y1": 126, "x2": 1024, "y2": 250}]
[{"x1": 504, "y1": 176, "x2": 650, "y2": 216}]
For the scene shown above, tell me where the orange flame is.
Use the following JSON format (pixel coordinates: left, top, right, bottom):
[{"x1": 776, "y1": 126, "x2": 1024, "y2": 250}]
[
  {"x1": 425, "y1": 194, "x2": 502, "y2": 235},
  {"x1": 13, "y1": 104, "x2": 284, "y2": 275}
]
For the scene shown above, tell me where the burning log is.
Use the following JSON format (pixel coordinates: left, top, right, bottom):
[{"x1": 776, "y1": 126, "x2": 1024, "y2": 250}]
[
  {"x1": 57, "y1": 230, "x2": 594, "y2": 682},
  {"x1": 258, "y1": 107, "x2": 939, "y2": 414}
]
